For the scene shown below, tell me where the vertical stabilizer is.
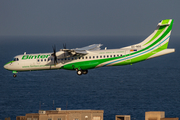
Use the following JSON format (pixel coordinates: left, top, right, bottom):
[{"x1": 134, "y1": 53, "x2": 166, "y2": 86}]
[
  {"x1": 122, "y1": 19, "x2": 174, "y2": 50},
  {"x1": 141, "y1": 19, "x2": 173, "y2": 49}
]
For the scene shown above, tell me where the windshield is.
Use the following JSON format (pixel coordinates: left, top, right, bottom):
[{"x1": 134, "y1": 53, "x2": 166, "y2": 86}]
[{"x1": 13, "y1": 58, "x2": 19, "y2": 61}]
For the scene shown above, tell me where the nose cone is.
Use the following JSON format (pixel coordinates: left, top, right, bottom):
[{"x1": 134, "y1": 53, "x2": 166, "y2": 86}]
[
  {"x1": 4, "y1": 61, "x2": 13, "y2": 70},
  {"x1": 4, "y1": 64, "x2": 9, "y2": 70}
]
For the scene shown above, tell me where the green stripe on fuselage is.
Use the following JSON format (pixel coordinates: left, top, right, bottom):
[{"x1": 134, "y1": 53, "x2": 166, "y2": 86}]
[
  {"x1": 144, "y1": 26, "x2": 167, "y2": 46},
  {"x1": 5, "y1": 61, "x2": 15, "y2": 66},
  {"x1": 113, "y1": 42, "x2": 169, "y2": 66},
  {"x1": 62, "y1": 56, "x2": 124, "y2": 70}
]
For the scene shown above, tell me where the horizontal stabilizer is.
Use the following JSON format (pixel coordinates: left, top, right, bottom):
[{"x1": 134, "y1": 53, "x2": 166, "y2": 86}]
[
  {"x1": 158, "y1": 19, "x2": 171, "y2": 26},
  {"x1": 147, "y1": 49, "x2": 175, "y2": 59}
]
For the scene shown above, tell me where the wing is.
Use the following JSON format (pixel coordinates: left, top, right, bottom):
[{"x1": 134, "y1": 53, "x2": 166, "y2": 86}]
[{"x1": 62, "y1": 44, "x2": 103, "y2": 55}]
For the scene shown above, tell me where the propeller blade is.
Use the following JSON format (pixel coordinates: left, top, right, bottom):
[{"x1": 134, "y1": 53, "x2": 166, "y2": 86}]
[
  {"x1": 52, "y1": 45, "x2": 57, "y2": 65},
  {"x1": 54, "y1": 55, "x2": 57, "y2": 65},
  {"x1": 63, "y1": 43, "x2": 67, "y2": 57}
]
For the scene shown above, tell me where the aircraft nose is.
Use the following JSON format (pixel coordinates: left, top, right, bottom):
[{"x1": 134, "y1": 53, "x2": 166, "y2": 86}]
[
  {"x1": 4, "y1": 64, "x2": 8, "y2": 69},
  {"x1": 4, "y1": 62, "x2": 12, "y2": 70}
]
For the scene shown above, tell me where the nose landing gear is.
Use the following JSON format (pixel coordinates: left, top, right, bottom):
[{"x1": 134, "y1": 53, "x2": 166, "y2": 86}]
[
  {"x1": 12, "y1": 71, "x2": 17, "y2": 78},
  {"x1": 13, "y1": 74, "x2": 17, "y2": 78}
]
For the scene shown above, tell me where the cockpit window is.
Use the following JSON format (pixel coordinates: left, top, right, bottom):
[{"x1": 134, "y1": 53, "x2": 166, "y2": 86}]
[{"x1": 13, "y1": 58, "x2": 19, "y2": 61}]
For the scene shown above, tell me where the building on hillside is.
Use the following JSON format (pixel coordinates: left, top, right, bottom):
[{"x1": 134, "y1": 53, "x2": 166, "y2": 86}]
[
  {"x1": 115, "y1": 115, "x2": 130, "y2": 120},
  {"x1": 16, "y1": 110, "x2": 179, "y2": 120},
  {"x1": 145, "y1": 111, "x2": 179, "y2": 120},
  {"x1": 16, "y1": 108, "x2": 104, "y2": 120}
]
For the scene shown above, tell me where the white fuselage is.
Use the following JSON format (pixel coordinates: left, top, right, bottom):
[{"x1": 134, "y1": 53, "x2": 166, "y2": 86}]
[
  {"x1": 4, "y1": 47, "x2": 175, "y2": 72},
  {"x1": 4, "y1": 48, "x2": 130, "y2": 71}
]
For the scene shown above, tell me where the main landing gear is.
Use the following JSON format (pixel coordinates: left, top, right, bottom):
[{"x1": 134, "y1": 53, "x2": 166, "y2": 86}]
[{"x1": 76, "y1": 70, "x2": 88, "y2": 75}]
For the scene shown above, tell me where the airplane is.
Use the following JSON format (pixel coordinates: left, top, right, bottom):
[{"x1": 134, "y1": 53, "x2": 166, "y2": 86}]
[{"x1": 4, "y1": 19, "x2": 175, "y2": 77}]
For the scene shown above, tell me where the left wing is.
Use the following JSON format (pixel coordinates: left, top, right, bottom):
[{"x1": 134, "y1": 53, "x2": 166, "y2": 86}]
[{"x1": 62, "y1": 44, "x2": 103, "y2": 55}]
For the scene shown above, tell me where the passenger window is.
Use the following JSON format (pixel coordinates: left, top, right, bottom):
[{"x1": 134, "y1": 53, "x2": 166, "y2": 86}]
[
  {"x1": 117, "y1": 54, "x2": 119, "y2": 57},
  {"x1": 100, "y1": 56, "x2": 102, "y2": 58},
  {"x1": 104, "y1": 55, "x2": 106, "y2": 58},
  {"x1": 121, "y1": 54, "x2": 122, "y2": 57},
  {"x1": 72, "y1": 58, "x2": 74, "y2": 60},
  {"x1": 110, "y1": 55, "x2": 112, "y2": 57},
  {"x1": 75, "y1": 57, "x2": 77, "y2": 60},
  {"x1": 79, "y1": 57, "x2": 81, "y2": 59},
  {"x1": 44, "y1": 59, "x2": 46, "y2": 61},
  {"x1": 82, "y1": 57, "x2": 84, "y2": 59},
  {"x1": 64, "y1": 58, "x2": 67, "y2": 60},
  {"x1": 37, "y1": 59, "x2": 40, "y2": 62},
  {"x1": 86, "y1": 56, "x2": 88, "y2": 59},
  {"x1": 89, "y1": 56, "x2": 91, "y2": 59},
  {"x1": 107, "y1": 55, "x2": 109, "y2": 58},
  {"x1": 96, "y1": 56, "x2": 98, "y2": 58},
  {"x1": 41, "y1": 59, "x2": 43, "y2": 62},
  {"x1": 93, "y1": 56, "x2": 95, "y2": 59},
  {"x1": 114, "y1": 55, "x2": 116, "y2": 57}
]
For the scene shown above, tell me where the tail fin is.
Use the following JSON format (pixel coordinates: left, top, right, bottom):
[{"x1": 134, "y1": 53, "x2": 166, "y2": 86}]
[
  {"x1": 123, "y1": 19, "x2": 174, "y2": 50},
  {"x1": 140, "y1": 19, "x2": 173, "y2": 49}
]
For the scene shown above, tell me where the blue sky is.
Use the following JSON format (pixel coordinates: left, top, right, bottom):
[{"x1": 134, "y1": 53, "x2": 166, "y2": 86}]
[{"x1": 0, "y1": 0, "x2": 180, "y2": 36}]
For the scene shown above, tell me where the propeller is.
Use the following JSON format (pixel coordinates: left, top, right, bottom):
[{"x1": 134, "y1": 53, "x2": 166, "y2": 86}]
[
  {"x1": 63, "y1": 43, "x2": 66, "y2": 57},
  {"x1": 62, "y1": 43, "x2": 71, "y2": 57},
  {"x1": 51, "y1": 45, "x2": 57, "y2": 65}
]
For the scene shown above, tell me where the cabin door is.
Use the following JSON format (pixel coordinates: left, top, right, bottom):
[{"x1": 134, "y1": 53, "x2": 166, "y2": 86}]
[{"x1": 125, "y1": 50, "x2": 131, "y2": 63}]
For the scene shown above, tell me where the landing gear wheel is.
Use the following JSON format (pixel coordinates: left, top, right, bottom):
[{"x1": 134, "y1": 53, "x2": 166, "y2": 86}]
[
  {"x1": 77, "y1": 70, "x2": 82, "y2": 75},
  {"x1": 13, "y1": 74, "x2": 17, "y2": 78},
  {"x1": 82, "y1": 70, "x2": 88, "y2": 74}
]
